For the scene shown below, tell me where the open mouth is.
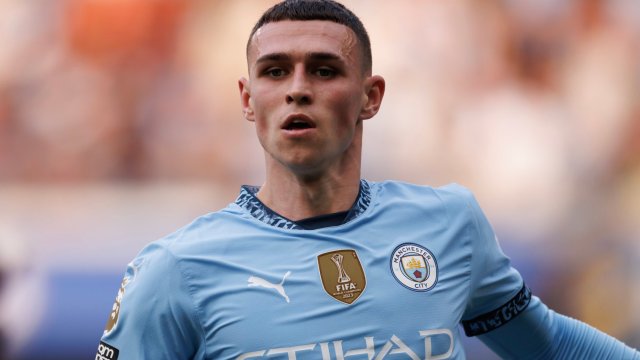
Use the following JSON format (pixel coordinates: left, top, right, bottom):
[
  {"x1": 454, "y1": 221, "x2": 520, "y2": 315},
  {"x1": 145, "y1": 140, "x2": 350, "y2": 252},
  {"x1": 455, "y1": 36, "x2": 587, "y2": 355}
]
[
  {"x1": 285, "y1": 120, "x2": 313, "y2": 130},
  {"x1": 282, "y1": 115, "x2": 316, "y2": 131}
]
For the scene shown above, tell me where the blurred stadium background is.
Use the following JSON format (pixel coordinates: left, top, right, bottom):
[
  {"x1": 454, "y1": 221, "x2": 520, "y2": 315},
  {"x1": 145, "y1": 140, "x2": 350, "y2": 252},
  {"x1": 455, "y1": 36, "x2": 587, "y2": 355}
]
[{"x1": 0, "y1": 0, "x2": 638, "y2": 359}]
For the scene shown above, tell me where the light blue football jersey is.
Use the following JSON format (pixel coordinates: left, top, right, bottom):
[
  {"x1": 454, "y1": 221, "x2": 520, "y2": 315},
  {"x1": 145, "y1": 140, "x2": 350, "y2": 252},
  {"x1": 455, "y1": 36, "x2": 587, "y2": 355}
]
[{"x1": 97, "y1": 180, "x2": 529, "y2": 360}]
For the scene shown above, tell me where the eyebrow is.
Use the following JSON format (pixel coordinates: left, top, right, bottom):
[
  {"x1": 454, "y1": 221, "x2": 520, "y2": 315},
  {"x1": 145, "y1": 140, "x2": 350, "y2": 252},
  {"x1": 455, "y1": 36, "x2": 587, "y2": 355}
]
[{"x1": 255, "y1": 51, "x2": 345, "y2": 65}]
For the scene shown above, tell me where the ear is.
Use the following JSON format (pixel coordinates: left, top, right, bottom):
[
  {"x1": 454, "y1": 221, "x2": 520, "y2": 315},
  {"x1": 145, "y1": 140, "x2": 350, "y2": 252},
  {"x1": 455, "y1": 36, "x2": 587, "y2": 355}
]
[
  {"x1": 238, "y1": 77, "x2": 255, "y2": 122},
  {"x1": 359, "y1": 75, "x2": 386, "y2": 120}
]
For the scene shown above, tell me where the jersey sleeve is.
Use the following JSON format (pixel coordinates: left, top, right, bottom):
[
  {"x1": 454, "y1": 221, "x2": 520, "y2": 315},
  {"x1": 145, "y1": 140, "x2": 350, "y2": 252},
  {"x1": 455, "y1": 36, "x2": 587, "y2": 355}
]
[
  {"x1": 478, "y1": 296, "x2": 640, "y2": 359},
  {"x1": 449, "y1": 185, "x2": 530, "y2": 336},
  {"x1": 96, "y1": 240, "x2": 204, "y2": 360}
]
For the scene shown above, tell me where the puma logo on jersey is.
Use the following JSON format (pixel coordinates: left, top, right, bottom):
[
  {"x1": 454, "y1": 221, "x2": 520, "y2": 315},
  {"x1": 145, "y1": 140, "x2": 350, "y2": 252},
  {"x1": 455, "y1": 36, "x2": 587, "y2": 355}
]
[{"x1": 247, "y1": 271, "x2": 291, "y2": 303}]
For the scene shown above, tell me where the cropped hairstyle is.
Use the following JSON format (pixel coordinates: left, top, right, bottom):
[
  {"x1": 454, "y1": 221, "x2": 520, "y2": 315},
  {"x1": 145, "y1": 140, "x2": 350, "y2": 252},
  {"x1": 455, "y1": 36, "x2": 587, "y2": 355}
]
[{"x1": 247, "y1": 0, "x2": 372, "y2": 73}]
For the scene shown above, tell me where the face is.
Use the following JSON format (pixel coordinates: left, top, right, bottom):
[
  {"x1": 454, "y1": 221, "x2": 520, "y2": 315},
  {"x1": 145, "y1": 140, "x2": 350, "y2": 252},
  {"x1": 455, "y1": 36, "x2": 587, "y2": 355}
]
[{"x1": 239, "y1": 20, "x2": 384, "y2": 176}]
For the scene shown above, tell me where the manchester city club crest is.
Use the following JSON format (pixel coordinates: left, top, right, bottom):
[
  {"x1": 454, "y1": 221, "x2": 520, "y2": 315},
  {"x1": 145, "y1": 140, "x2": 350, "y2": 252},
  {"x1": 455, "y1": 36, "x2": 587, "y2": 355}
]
[
  {"x1": 401, "y1": 255, "x2": 429, "y2": 282},
  {"x1": 390, "y1": 243, "x2": 438, "y2": 291}
]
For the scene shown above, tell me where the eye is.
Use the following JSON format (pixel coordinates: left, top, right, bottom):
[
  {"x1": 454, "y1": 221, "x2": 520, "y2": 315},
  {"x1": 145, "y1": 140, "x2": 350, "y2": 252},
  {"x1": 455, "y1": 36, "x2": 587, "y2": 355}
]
[
  {"x1": 265, "y1": 68, "x2": 286, "y2": 78},
  {"x1": 315, "y1": 67, "x2": 336, "y2": 78}
]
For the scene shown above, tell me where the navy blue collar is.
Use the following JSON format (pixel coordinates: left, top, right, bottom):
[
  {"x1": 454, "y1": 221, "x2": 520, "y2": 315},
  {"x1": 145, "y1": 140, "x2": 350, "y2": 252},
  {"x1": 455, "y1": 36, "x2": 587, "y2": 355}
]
[{"x1": 235, "y1": 180, "x2": 372, "y2": 230}]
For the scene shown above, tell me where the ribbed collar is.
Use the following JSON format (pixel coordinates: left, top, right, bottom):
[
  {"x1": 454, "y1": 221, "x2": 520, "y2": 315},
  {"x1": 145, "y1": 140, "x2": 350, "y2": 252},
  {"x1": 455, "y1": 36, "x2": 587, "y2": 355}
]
[{"x1": 234, "y1": 180, "x2": 372, "y2": 230}]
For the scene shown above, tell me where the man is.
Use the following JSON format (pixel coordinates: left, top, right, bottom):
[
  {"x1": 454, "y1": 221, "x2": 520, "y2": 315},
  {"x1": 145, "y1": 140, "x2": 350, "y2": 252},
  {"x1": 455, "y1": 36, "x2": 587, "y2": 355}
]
[{"x1": 97, "y1": 1, "x2": 640, "y2": 359}]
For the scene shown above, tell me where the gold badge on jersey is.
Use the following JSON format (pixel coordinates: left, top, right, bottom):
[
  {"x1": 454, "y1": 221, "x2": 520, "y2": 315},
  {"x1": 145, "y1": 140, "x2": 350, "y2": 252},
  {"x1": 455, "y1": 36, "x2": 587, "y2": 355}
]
[
  {"x1": 317, "y1": 249, "x2": 366, "y2": 305},
  {"x1": 104, "y1": 258, "x2": 142, "y2": 335},
  {"x1": 104, "y1": 275, "x2": 129, "y2": 334}
]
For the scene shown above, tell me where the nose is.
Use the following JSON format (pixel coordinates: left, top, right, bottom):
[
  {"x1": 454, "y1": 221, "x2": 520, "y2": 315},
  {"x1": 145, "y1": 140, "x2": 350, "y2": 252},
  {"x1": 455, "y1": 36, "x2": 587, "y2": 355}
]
[{"x1": 286, "y1": 67, "x2": 312, "y2": 105}]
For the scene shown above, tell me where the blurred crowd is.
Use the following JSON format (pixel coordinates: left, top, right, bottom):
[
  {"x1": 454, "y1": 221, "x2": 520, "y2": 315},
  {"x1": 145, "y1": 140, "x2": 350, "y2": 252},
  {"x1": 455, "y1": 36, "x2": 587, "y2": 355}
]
[{"x1": 0, "y1": 0, "x2": 639, "y2": 357}]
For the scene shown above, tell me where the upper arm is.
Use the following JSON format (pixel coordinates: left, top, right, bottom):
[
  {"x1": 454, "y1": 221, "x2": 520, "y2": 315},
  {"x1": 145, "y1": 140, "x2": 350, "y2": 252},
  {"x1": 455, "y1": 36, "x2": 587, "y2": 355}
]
[
  {"x1": 478, "y1": 296, "x2": 640, "y2": 360},
  {"x1": 97, "y1": 242, "x2": 204, "y2": 360},
  {"x1": 450, "y1": 185, "x2": 526, "y2": 328}
]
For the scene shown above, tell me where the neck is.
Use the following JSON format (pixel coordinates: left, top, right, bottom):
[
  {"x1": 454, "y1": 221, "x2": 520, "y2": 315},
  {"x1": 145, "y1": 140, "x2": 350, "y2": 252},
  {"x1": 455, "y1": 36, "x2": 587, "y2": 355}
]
[
  {"x1": 258, "y1": 173, "x2": 361, "y2": 221},
  {"x1": 257, "y1": 142, "x2": 362, "y2": 221}
]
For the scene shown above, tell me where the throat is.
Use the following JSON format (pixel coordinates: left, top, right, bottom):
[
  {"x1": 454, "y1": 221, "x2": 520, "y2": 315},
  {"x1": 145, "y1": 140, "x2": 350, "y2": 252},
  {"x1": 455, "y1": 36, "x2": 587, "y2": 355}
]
[
  {"x1": 257, "y1": 179, "x2": 358, "y2": 221},
  {"x1": 236, "y1": 180, "x2": 372, "y2": 230}
]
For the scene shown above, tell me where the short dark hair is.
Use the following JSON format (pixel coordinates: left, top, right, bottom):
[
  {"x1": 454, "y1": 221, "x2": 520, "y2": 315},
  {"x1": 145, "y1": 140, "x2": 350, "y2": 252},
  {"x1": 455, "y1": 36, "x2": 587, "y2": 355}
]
[{"x1": 247, "y1": 0, "x2": 372, "y2": 72}]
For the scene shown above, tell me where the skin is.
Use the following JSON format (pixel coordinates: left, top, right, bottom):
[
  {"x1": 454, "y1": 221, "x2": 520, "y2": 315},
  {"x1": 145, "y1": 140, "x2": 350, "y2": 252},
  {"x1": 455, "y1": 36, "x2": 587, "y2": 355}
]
[{"x1": 239, "y1": 20, "x2": 385, "y2": 221}]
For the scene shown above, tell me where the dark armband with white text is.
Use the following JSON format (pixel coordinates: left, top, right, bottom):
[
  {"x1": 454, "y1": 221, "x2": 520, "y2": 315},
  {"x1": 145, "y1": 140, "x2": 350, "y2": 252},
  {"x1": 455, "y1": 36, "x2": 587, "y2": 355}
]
[{"x1": 462, "y1": 284, "x2": 532, "y2": 336}]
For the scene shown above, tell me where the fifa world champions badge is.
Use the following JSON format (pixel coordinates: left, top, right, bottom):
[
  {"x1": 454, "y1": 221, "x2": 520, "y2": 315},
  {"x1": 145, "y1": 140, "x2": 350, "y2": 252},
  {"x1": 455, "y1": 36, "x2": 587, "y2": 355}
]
[
  {"x1": 317, "y1": 249, "x2": 367, "y2": 304},
  {"x1": 390, "y1": 243, "x2": 438, "y2": 291}
]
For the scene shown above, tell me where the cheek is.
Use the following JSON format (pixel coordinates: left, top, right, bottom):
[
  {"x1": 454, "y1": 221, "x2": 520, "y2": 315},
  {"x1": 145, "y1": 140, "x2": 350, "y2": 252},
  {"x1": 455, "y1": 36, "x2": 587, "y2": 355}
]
[
  {"x1": 251, "y1": 81, "x2": 281, "y2": 108},
  {"x1": 251, "y1": 101, "x2": 278, "y2": 146},
  {"x1": 253, "y1": 119, "x2": 271, "y2": 151},
  {"x1": 253, "y1": 114, "x2": 271, "y2": 142},
  {"x1": 330, "y1": 88, "x2": 364, "y2": 122},
  {"x1": 250, "y1": 93, "x2": 276, "y2": 127}
]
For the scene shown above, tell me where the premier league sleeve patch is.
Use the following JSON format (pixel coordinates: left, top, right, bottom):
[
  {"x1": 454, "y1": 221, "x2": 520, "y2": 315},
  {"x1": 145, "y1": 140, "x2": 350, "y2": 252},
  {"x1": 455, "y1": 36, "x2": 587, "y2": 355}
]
[
  {"x1": 104, "y1": 258, "x2": 143, "y2": 335},
  {"x1": 390, "y1": 243, "x2": 438, "y2": 291}
]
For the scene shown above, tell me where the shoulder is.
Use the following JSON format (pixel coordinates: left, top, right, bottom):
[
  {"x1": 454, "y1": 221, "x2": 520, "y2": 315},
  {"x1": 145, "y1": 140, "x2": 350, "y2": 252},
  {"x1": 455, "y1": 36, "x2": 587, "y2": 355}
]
[
  {"x1": 110, "y1": 209, "x2": 239, "y2": 311},
  {"x1": 132, "y1": 205, "x2": 246, "y2": 265},
  {"x1": 371, "y1": 179, "x2": 472, "y2": 195},
  {"x1": 371, "y1": 179, "x2": 478, "y2": 209}
]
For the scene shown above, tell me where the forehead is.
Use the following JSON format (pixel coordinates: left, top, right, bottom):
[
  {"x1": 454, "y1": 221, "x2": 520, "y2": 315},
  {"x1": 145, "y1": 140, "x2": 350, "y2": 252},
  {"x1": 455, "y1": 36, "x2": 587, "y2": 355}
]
[{"x1": 248, "y1": 20, "x2": 359, "y2": 66}]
